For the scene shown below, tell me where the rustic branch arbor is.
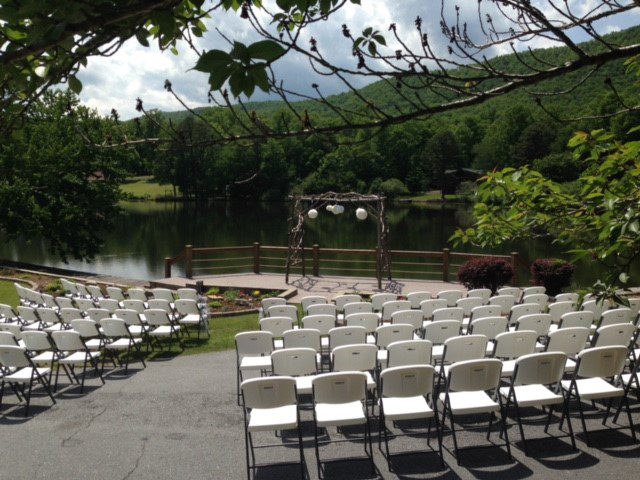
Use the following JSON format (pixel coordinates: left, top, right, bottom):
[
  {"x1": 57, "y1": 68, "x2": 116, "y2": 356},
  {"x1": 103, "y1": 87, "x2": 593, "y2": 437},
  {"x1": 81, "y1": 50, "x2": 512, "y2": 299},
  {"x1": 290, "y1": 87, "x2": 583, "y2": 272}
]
[{"x1": 285, "y1": 192, "x2": 392, "y2": 289}]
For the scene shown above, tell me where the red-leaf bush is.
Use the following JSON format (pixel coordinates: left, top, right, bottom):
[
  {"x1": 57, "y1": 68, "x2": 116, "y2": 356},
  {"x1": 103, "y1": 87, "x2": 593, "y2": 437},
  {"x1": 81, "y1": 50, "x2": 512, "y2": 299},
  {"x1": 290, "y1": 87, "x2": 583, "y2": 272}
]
[
  {"x1": 530, "y1": 258, "x2": 575, "y2": 296},
  {"x1": 457, "y1": 257, "x2": 514, "y2": 293}
]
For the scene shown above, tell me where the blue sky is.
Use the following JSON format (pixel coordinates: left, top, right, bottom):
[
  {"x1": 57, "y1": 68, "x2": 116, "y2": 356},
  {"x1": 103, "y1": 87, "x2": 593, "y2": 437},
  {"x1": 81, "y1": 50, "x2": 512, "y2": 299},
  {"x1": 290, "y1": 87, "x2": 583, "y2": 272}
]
[{"x1": 77, "y1": 0, "x2": 640, "y2": 119}]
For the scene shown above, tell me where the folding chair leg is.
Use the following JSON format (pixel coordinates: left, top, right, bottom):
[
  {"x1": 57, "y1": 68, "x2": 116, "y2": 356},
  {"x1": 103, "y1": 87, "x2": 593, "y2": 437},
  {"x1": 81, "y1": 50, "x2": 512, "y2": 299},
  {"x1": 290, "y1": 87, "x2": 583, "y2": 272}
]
[
  {"x1": 623, "y1": 395, "x2": 637, "y2": 442},
  {"x1": 513, "y1": 403, "x2": 528, "y2": 456},
  {"x1": 24, "y1": 379, "x2": 34, "y2": 416},
  {"x1": 433, "y1": 409, "x2": 445, "y2": 467},
  {"x1": 447, "y1": 404, "x2": 461, "y2": 465},
  {"x1": 562, "y1": 397, "x2": 577, "y2": 450},
  {"x1": 576, "y1": 395, "x2": 590, "y2": 446},
  {"x1": 313, "y1": 422, "x2": 322, "y2": 479}
]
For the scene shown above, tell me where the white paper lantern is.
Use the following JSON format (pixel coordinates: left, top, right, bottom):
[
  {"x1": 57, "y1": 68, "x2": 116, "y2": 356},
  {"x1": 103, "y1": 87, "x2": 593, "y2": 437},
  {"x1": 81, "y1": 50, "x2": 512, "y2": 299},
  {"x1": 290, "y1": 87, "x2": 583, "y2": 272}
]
[
  {"x1": 308, "y1": 209, "x2": 318, "y2": 219},
  {"x1": 356, "y1": 208, "x2": 368, "y2": 220},
  {"x1": 325, "y1": 204, "x2": 334, "y2": 212},
  {"x1": 334, "y1": 205, "x2": 344, "y2": 214}
]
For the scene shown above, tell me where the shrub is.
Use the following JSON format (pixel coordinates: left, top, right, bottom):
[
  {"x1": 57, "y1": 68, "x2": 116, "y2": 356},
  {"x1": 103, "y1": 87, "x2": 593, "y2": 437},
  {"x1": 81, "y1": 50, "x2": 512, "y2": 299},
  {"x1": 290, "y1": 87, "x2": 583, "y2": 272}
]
[
  {"x1": 224, "y1": 289, "x2": 239, "y2": 301},
  {"x1": 44, "y1": 280, "x2": 64, "y2": 295},
  {"x1": 209, "y1": 301, "x2": 222, "y2": 309},
  {"x1": 206, "y1": 287, "x2": 220, "y2": 296},
  {"x1": 457, "y1": 257, "x2": 514, "y2": 293},
  {"x1": 370, "y1": 178, "x2": 410, "y2": 199},
  {"x1": 530, "y1": 258, "x2": 575, "y2": 296}
]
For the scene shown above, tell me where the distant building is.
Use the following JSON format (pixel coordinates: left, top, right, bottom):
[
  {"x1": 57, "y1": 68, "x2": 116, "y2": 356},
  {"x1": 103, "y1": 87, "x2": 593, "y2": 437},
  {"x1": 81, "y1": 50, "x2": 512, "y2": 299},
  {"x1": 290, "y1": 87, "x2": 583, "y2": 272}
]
[{"x1": 442, "y1": 168, "x2": 483, "y2": 197}]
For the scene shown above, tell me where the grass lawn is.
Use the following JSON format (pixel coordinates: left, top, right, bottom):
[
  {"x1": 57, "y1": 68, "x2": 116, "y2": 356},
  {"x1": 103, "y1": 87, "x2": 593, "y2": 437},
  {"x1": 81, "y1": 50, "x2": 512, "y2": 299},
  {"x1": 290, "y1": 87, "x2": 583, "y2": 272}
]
[
  {"x1": 0, "y1": 280, "x2": 19, "y2": 307},
  {"x1": 120, "y1": 176, "x2": 177, "y2": 200}
]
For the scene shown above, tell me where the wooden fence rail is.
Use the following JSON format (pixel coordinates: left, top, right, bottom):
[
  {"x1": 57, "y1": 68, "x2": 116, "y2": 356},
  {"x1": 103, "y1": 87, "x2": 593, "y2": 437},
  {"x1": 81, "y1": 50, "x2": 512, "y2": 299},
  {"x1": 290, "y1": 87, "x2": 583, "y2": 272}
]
[{"x1": 164, "y1": 243, "x2": 521, "y2": 284}]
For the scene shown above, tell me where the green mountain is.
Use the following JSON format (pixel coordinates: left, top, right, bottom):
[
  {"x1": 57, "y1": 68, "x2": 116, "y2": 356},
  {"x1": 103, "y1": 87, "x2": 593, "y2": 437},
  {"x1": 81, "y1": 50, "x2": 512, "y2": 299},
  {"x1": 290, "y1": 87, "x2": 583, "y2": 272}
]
[{"x1": 159, "y1": 25, "x2": 640, "y2": 125}]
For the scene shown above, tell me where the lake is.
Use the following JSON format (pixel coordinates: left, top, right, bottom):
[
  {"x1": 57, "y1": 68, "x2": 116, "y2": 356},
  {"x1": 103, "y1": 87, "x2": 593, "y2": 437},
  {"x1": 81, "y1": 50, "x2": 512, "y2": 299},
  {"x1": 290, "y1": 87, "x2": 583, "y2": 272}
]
[{"x1": 0, "y1": 201, "x2": 625, "y2": 287}]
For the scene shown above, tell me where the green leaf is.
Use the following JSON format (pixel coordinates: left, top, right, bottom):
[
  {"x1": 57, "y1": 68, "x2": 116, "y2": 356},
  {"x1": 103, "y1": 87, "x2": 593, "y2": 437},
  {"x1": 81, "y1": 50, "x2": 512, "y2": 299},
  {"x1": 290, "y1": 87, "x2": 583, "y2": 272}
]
[
  {"x1": 194, "y1": 50, "x2": 233, "y2": 72},
  {"x1": 68, "y1": 75, "x2": 82, "y2": 94},
  {"x1": 135, "y1": 30, "x2": 149, "y2": 47},
  {"x1": 251, "y1": 67, "x2": 270, "y2": 92},
  {"x1": 247, "y1": 40, "x2": 285, "y2": 62}
]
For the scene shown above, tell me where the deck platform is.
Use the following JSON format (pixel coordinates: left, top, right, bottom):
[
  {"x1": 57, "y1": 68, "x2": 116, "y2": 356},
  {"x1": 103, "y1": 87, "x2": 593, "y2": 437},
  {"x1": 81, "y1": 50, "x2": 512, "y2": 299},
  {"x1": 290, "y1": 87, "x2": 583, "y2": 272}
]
[{"x1": 153, "y1": 273, "x2": 465, "y2": 302}]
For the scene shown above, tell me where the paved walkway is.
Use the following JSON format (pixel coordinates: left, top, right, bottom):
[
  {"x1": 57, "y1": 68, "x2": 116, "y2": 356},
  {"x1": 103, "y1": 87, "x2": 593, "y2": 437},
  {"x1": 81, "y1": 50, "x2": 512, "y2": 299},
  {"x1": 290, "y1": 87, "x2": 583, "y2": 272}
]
[
  {"x1": 154, "y1": 273, "x2": 466, "y2": 302},
  {"x1": 2, "y1": 348, "x2": 639, "y2": 480}
]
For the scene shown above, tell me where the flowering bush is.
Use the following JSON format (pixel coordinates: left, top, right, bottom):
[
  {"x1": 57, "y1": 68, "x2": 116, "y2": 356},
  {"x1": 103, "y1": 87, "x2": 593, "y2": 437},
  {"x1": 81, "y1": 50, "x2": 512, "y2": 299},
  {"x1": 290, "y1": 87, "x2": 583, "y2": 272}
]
[
  {"x1": 530, "y1": 258, "x2": 575, "y2": 296},
  {"x1": 457, "y1": 257, "x2": 514, "y2": 293}
]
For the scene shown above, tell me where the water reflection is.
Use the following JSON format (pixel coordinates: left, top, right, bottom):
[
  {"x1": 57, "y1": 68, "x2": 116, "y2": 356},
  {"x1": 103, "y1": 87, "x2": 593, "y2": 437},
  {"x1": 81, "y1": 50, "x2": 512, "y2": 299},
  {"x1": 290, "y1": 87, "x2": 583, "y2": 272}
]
[{"x1": 0, "y1": 201, "x2": 631, "y2": 286}]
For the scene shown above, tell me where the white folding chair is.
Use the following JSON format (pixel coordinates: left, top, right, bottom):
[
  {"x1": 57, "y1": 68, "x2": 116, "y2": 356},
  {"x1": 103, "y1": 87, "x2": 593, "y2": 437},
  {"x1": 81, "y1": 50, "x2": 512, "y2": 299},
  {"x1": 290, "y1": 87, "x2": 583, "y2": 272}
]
[
  {"x1": 333, "y1": 294, "x2": 362, "y2": 312},
  {"x1": 432, "y1": 307, "x2": 464, "y2": 323},
  {"x1": 591, "y1": 323, "x2": 636, "y2": 348},
  {"x1": 241, "y1": 376, "x2": 304, "y2": 480},
  {"x1": 60, "y1": 279, "x2": 78, "y2": 297},
  {"x1": 390, "y1": 310, "x2": 423, "y2": 333},
  {"x1": 260, "y1": 317, "x2": 295, "y2": 349},
  {"x1": 114, "y1": 309, "x2": 151, "y2": 349},
  {"x1": 423, "y1": 320, "x2": 461, "y2": 362},
  {"x1": 439, "y1": 335, "x2": 488, "y2": 381},
  {"x1": 500, "y1": 352, "x2": 574, "y2": 454},
  {"x1": 509, "y1": 303, "x2": 542, "y2": 325},
  {"x1": 440, "y1": 358, "x2": 510, "y2": 464},
  {"x1": 328, "y1": 326, "x2": 367, "y2": 351},
  {"x1": 346, "y1": 312, "x2": 379, "y2": 344},
  {"x1": 343, "y1": 301, "x2": 373, "y2": 318},
  {"x1": 420, "y1": 299, "x2": 447, "y2": 322},
  {"x1": 99, "y1": 298, "x2": 120, "y2": 314},
  {"x1": 301, "y1": 296, "x2": 327, "y2": 314},
  {"x1": 70, "y1": 318, "x2": 104, "y2": 351},
  {"x1": 0, "y1": 345, "x2": 55, "y2": 415},
  {"x1": 126, "y1": 288, "x2": 148, "y2": 303},
  {"x1": 457, "y1": 297, "x2": 483, "y2": 320},
  {"x1": 106, "y1": 286, "x2": 125, "y2": 302},
  {"x1": 51, "y1": 330, "x2": 104, "y2": 392},
  {"x1": 151, "y1": 288, "x2": 175, "y2": 305},
  {"x1": 523, "y1": 286, "x2": 546, "y2": 297},
  {"x1": 100, "y1": 318, "x2": 146, "y2": 374},
  {"x1": 379, "y1": 365, "x2": 443, "y2": 468},
  {"x1": 283, "y1": 329, "x2": 321, "y2": 353},
  {"x1": 437, "y1": 290, "x2": 463, "y2": 307},
  {"x1": 371, "y1": 293, "x2": 397, "y2": 312},
  {"x1": 307, "y1": 303, "x2": 337, "y2": 318},
  {"x1": 271, "y1": 347, "x2": 318, "y2": 395},
  {"x1": 522, "y1": 294, "x2": 549, "y2": 309},
  {"x1": 74, "y1": 297, "x2": 96, "y2": 313},
  {"x1": 555, "y1": 293, "x2": 579, "y2": 304},
  {"x1": 235, "y1": 331, "x2": 274, "y2": 404},
  {"x1": 545, "y1": 327, "x2": 590, "y2": 372},
  {"x1": 548, "y1": 301, "x2": 577, "y2": 327},
  {"x1": 498, "y1": 287, "x2": 522, "y2": 301},
  {"x1": 331, "y1": 344, "x2": 377, "y2": 393},
  {"x1": 375, "y1": 324, "x2": 415, "y2": 366},
  {"x1": 0, "y1": 304, "x2": 18, "y2": 324},
  {"x1": 468, "y1": 317, "x2": 508, "y2": 356},
  {"x1": 302, "y1": 314, "x2": 335, "y2": 351},
  {"x1": 55, "y1": 296, "x2": 74, "y2": 310},
  {"x1": 177, "y1": 288, "x2": 199, "y2": 301},
  {"x1": 489, "y1": 295, "x2": 516, "y2": 316},
  {"x1": 267, "y1": 305, "x2": 298, "y2": 326},
  {"x1": 260, "y1": 297, "x2": 286, "y2": 316},
  {"x1": 598, "y1": 308, "x2": 633, "y2": 329},
  {"x1": 380, "y1": 300, "x2": 411, "y2": 323},
  {"x1": 561, "y1": 346, "x2": 636, "y2": 445},
  {"x1": 558, "y1": 311, "x2": 594, "y2": 330},
  {"x1": 145, "y1": 309, "x2": 183, "y2": 351},
  {"x1": 175, "y1": 298, "x2": 210, "y2": 339},
  {"x1": 86, "y1": 307, "x2": 111, "y2": 322},
  {"x1": 311, "y1": 372, "x2": 374, "y2": 478}
]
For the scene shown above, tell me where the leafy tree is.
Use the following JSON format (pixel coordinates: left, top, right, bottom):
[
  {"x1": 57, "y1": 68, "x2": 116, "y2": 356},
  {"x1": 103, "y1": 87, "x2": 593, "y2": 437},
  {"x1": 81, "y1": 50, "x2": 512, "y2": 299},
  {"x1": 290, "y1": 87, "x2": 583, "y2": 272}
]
[
  {"x1": 0, "y1": 90, "x2": 129, "y2": 260},
  {"x1": 422, "y1": 130, "x2": 464, "y2": 196}
]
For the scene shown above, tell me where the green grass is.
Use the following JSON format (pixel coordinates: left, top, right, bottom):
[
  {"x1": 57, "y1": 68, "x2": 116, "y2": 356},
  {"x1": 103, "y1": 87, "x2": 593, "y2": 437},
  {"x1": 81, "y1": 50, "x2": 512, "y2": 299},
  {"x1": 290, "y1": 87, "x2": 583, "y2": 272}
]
[
  {"x1": 0, "y1": 280, "x2": 19, "y2": 307},
  {"x1": 120, "y1": 176, "x2": 177, "y2": 200},
  {"x1": 399, "y1": 191, "x2": 462, "y2": 202}
]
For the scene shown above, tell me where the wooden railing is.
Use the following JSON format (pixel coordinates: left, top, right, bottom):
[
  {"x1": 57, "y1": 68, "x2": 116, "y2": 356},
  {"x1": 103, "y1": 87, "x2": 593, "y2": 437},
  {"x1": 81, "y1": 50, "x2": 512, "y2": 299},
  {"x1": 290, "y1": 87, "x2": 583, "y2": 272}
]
[{"x1": 164, "y1": 244, "x2": 521, "y2": 284}]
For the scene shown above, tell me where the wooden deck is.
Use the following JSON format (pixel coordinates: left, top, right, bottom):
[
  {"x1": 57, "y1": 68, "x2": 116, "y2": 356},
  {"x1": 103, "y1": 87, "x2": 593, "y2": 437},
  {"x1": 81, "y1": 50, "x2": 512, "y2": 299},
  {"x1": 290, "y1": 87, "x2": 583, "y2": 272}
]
[{"x1": 153, "y1": 273, "x2": 466, "y2": 302}]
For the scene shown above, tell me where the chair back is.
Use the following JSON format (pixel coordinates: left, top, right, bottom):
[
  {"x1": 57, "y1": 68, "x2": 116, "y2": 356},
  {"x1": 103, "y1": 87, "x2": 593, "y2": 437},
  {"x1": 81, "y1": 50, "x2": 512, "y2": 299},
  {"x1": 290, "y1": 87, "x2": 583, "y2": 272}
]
[
  {"x1": 333, "y1": 294, "x2": 362, "y2": 311},
  {"x1": 127, "y1": 288, "x2": 148, "y2": 302},
  {"x1": 144, "y1": 309, "x2": 171, "y2": 326},
  {"x1": 100, "y1": 318, "x2": 130, "y2": 337},
  {"x1": 493, "y1": 330, "x2": 538, "y2": 359},
  {"x1": 376, "y1": 324, "x2": 414, "y2": 349},
  {"x1": 74, "y1": 298, "x2": 95, "y2": 312},
  {"x1": 371, "y1": 293, "x2": 397, "y2": 312},
  {"x1": 175, "y1": 299, "x2": 199, "y2": 316},
  {"x1": 443, "y1": 335, "x2": 488, "y2": 364},
  {"x1": 0, "y1": 345, "x2": 30, "y2": 368},
  {"x1": 271, "y1": 348, "x2": 316, "y2": 376},
  {"x1": 307, "y1": 304, "x2": 337, "y2": 317},
  {"x1": 283, "y1": 329, "x2": 321, "y2": 351},
  {"x1": 86, "y1": 308, "x2": 111, "y2": 322},
  {"x1": 600, "y1": 308, "x2": 632, "y2": 328},
  {"x1": 514, "y1": 352, "x2": 566, "y2": 386},
  {"x1": 0, "y1": 304, "x2": 16, "y2": 321},
  {"x1": 177, "y1": 288, "x2": 198, "y2": 301},
  {"x1": 419, "y1": 299, "x2": 447, "y2": 319},
  {"x1": 328, "y1": 326, "x2": 367, "y2": 350},
  {"x1": 390, "y1": 310, "x2": 423, "y2": 330},
  {"x1": 312, "y1": 372, "x2": 367, "y2": 404},
  {"x1": 433, "y1": 307, "x2": 464, "y2": 322},
  {"x1": 548, "y1": 301, "x2": 576, "y2": 323},
  {"x1": 59, "y1": 307, "x2": 82, "y2": 324},
  {"x1": 386, "y1": 340, "x2": 432, "y2": 368},
  {"x1": 61, "y1": 278, "x2": 78, "y2": 296},
  {"x1": 516, "y1": 313, "x2": 552, "y2": 337},
  {"x1": 151, "y1": 288, "x2": 175, "y2": 302},
  {"x1": 332, "y1": 344, "x2": 377, "y2": 372},
  {"x1": 447, "y1": 359, "x2": 502, "y2": 392},
  {"x1": 42, "y1": 294, "x2": 58, "y2": 310},
  {"x1": 497, "y1": 287, "x2": 521, "y2": 300},
  {"x1": 582, "y1": 299, "x2": 611, "y2": 318},
  {"x1": 468, "y1": 316, "x2": 507, "y2": 340},
  {"x1": 345, "y1": 312, "x2": 379, "y2": 333},
  {"x1": 381, "y1": 300, "x2": 411, "y2": 321},
  {"x1": 343, "y1": 302, "x2": 373, "y2": 317},
  {"x1": 71, "y1": 318, "x2": 101, "y2": 338},
  {"x1": 21, "y1": 331, "x2": 53, "y2": 351},
  {"x1": 123, "y1": 299, "x2": 145, "y2": 314},
  {"x1": 407, "y1": 291, "x2": 431, "y2": 309},
  {"x1": 592, "y1": 323, "x2": 635, "y2": 348},
  {"x1": 546, "y1": 327, "x2": 590, "y2": 357},
  {"x1": 87, "y1": 284, "x2": 104, "y2": 300},
  {"x1": 302, "y1": 314, "x2": 335, "y2": 335},
  {"x1": 456, "y1": 297, "x2": 483, "y2": 316},
  {"x1": 467, "y1": 288, "x2": 492, "y2": 304},
  {"x1": 523, "y1": 286, "x2": 546, "y2": 297},
  {"x1": 423, "y1": 320, "x2": 461, "y2": 345},
  {"x1": 18, "y1": 306, "x2": 38, "y2": 323},
  {"x1": 437, "y1": 290, "x2": 463, "y2": 307},
  {"x1": 115, "y1": 309, "x2": 143, "y2": 326},
  {"x1": 559, "y1": 311, "x2": 594, "y2": 329},
  {"x1": 267, "y1": 305, "x2": 298, "y2": 324},
  {"x1": 555, "y1": 293, "x2": 579, "y2": 304},
  {"x1": 510, "y1": 303, "x2": 542, "y2": 323},
  {"x1": 148, "y1": 299, "x2": 172, "y2": 313},
  {"x1": 381, "y1": 365, "x2": 436, "y2": 398},
  {"x1": 99, "y1": 298, "x2": 120, "y2": 313},
  {"x1": 235, "y1": 331, "x2": 274, "y2": 356},
  {"x1": 576, "y1": 346, "x2": 627, "y2": 378},
  {"x1": 106, "y1": 286, "x2": 125, "y2": 301},
  {"x1": 301, "y1": 296, "x2": 327, "y2": 313},
  {"x1": 260, "y1": 317, "x2": 295, "y2": 338},
  {"x1": 489, "y1": 295, "x2": 516, "y2": 315},
  {"x1": 36, "y1": 307, "x2": 59, "y2": 324},
  {"x1": 0, "y1": 331, "x2": 19, "y2": 346},
  {"x1": 241, "y1": 376, "x2": 296, "y2": 409},
  {"x1": 261, "y1": 297, "x2": 286, "y2": 311},
  {"x1": 52, "y1": 330, "x2": 86, "y2": 351}
]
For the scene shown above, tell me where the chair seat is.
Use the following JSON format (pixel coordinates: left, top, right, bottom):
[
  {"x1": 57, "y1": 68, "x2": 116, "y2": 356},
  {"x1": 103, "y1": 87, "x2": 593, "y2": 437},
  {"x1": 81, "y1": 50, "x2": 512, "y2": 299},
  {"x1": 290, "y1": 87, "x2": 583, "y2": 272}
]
[
  {"x1": 44, "y1": 323, "x2": 67, "y2": 332},
  {"x1": 439, "y1": 390, "x2": 500, "y2": 415},
  {"x1": 248, "y1": 405, "x2": 298, "y2": 432},
  {"x1": 561, "y1": 377, "x2": 624, "y2": 400},
  {"x1": 59, "y1": 351, "x2": 101, "y2": 365},
  {"x1": 376, "y1": 349, "x2": 388, "y2": 363},
  {"x1": 4, "y1": 367, "x2": 51, "y2": 383},
  {"x1": 178, "y1": 314, "x2": 201, "y2": 325},
  {"x1": 364, "y1": 371, "x2": 376, "y2": 391},
  {"x1": 85, "y1": 338, "x2": 102, "y2": 350},
  {"x1": 149, "y1": 325, "x2": 180, "y2": 336},
  {"x1": 500, "y1": 360, "x2": 516, "y2": 377},
  {"x1": 564, "y1": 358, "x2": 576, "y2": 372},
  {"x1": 620, "y1": 373, "x2": 637, "y2": 387},
  {"x1": 295, "y1": 375, "x2": 315, "y2": 395},
  {"x1": 366, "y1": 334, "x2": 376, "y2": 344},
  {"x1": 321, "y1": 337, "x2": 329, "y2": 348},
  {"x1": 485, "y1": 342, "x2": 495, "y2": 356},
  {"x1": 31, "y1": 351, "x2": 56, "y2": 364},
  {"x1": 104, "y1": 338, "x2": 143, "y2": 350},
  {"x1": 273, "y1": 339, "x2": 284, "y2": 349},
  {"x1": 315, "y1": 401, "x2": 366, "y2": 427},
  {"x1": 535, "y1": 341, "x2": 546, "y2": 352},
  {"x1": 432, "y1": 345, "x2": 444, "y2": 361},
  {"x1": 127, "y1": 325, "x2": 148, "y2": 337},
  {"x1": 548, "y1": 324, "x2": 559, "y2": 333},
  {"x1": 381, "y1": 396, "x2": 434, "y2": 421},
  {"x1": 21, "y1": 323, "x2": 42, "y2": 331},
  {"x1": 500, "y1": 384, "x2": 563, "y2": 408},
  {"x1": 240, "y1": 355, "x2": 272, "y2": 371}
]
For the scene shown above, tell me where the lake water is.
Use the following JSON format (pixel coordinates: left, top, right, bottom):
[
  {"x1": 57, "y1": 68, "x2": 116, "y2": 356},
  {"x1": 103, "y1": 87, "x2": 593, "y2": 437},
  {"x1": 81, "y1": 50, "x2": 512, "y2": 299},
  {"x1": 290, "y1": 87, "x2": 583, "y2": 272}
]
[{"x1": 0, "y1": 201, "x2": 625, "y2": 287}]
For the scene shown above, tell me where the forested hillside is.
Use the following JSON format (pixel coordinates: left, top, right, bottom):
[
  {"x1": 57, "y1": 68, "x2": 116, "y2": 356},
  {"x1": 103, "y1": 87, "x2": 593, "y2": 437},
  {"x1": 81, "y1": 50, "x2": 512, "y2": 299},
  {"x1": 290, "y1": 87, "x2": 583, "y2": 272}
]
[{"x1": 132, "y1": 26, "x2": 640, "y2": 201}]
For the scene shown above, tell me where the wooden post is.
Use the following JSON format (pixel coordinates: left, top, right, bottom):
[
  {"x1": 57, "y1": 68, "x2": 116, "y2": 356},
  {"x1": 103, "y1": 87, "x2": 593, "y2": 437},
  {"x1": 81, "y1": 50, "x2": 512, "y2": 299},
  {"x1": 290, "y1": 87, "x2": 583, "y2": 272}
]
[
  {"x1": 376, "y1": 247, "x2": 382, "y2": 290},
  {"x1": 164, "y1": 257, "x2": 172, "y2": 278},
  {"x1": 442, "y1": 248, "x2": 450, "y2": 282},
  {"x1": 511, "y1": 252, "x2": 519, "y2": 286},
  {"x1": 253, "y1": 242, "x2": 261, "y2": 274},
  {"x1": 312, "y1": 244, "x2": 320, "y2": 276},
  {"x1": 185, "y1": 245, "x2": 193, "y2": 279}
]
